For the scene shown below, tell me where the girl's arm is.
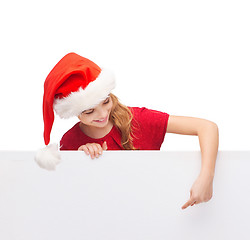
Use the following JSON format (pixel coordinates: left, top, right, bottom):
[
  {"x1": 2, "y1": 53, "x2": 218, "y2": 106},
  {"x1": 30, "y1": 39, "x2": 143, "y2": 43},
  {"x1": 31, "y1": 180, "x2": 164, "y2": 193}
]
[{"x1": 166, "y1": 115, "x2": 219, "y2": 209}]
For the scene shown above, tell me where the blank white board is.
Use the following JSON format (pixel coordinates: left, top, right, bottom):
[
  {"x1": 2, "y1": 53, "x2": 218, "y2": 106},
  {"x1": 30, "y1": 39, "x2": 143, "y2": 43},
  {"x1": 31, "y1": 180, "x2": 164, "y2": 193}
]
[{"x1": 0, "y1": 151, "x2": 249, "y2": 240}]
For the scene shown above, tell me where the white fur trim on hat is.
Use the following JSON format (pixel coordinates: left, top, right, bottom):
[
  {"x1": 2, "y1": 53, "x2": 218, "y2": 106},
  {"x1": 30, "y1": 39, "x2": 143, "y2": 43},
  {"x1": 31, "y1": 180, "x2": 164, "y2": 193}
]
[
  {"x1": 53, "y1": 68, "x2": 116, "y2": 119},
  {"x1": 35, "y1": 143, "x2": 61, "y2": 171}
]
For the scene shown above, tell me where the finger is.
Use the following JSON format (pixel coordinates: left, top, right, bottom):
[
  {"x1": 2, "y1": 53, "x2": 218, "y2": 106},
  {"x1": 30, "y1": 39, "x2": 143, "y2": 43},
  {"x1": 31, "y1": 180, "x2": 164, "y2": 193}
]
[
  {"x1": 96, "y1": 144, "x2": 103, "y2": 156},
  {"x1": 181, "y1": 198, "x2": 195, "y2": 210},
  {"x1": 81, "y1": 145, "x2": 90, "y2": 155},
  {"x1": 92, "y1": 144, "x2": 102, "y2": 158},
  {"x1": 78, "y1": 145, "x2": 84, "y2": 151},
  {"x1": 78, "y1": 145, "x2": 90, "y2": 155},
  {"x1": 86, "y1": 144, "x2": 96, "y2": 159},
  {"x1": 90, "y1": 144, "x2": 100, "y2": 158},
  {"x1": 102, "y1": 141, "x2": 108, "y2": 150}
]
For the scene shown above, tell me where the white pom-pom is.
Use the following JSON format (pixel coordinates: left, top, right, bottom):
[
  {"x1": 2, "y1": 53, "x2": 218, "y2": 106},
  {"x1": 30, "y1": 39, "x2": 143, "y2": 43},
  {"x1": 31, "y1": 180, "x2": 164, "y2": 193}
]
[{"x1": 35, "y1": 144, "x2": 61, "y2": 171}]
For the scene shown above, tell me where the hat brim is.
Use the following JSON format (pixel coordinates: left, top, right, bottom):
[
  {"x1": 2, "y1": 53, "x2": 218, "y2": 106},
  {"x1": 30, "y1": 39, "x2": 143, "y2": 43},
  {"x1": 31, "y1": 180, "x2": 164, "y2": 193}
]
[{"x1": 53, "y1": 68, "x2": 116, "y2": 119}]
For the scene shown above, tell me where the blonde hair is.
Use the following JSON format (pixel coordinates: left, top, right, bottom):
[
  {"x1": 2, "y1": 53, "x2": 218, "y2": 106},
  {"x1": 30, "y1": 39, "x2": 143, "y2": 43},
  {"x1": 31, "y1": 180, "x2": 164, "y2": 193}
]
[{"x1": 109, "y1": 93, "x2": 139, "y2": 150}]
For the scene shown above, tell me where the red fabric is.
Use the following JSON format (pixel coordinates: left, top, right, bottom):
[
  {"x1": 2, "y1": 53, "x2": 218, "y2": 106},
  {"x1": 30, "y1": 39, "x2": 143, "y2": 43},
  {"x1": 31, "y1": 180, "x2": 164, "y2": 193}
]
[
  {"x1": 60, "y1": 107, "x2": 169, "y2": 150},
  {"x1": 43, "y1": 52, "x2": 101, "y2": 145}
]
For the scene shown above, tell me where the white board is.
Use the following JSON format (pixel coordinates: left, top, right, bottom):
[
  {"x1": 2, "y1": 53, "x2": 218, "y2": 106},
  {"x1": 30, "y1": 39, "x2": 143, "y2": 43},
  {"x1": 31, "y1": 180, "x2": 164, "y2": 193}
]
[{"x1": 0, "y1": 151, "x2": 249, "y2": 240}]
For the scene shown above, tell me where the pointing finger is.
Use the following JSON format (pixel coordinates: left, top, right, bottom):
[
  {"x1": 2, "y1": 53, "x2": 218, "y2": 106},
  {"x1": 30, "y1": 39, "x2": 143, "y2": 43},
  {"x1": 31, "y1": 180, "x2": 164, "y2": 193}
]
[{"x1": 182, "y1": 198, "x2": 196, "y2": 210}]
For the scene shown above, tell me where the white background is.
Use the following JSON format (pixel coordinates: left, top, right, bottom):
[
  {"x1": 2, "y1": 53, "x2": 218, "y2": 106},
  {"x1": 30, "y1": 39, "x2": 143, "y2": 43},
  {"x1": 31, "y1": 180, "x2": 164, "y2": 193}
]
[{"x1": 0, "y1": 0, "x2": 249, "y2": 151}]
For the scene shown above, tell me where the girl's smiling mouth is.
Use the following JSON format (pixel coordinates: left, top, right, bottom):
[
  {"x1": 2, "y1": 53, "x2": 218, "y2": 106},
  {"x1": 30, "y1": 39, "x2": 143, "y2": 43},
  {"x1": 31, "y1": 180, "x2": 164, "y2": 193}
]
[{"x1": 93, "y1": 115, "x2": 108, "y2": 123}]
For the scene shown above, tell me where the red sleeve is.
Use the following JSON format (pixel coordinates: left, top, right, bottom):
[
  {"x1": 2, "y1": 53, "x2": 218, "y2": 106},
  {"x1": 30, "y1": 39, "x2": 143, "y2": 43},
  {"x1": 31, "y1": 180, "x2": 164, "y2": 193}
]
[{"x1": 131, "y1": 107, "x2": 169, "y2": 150}]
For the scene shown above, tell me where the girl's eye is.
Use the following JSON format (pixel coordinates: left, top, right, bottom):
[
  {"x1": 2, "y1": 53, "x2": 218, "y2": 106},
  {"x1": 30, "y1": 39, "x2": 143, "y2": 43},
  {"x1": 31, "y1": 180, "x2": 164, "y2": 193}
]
[
  {"x1": 83, "y1": 110, "x2": 94, "y2": 115},
  {"x1": 104, "y1": 98, "x2": 110, "y2": 104},
  {"x1": 85, "y1": 111, "x2": 94, "y2": 114},
  {"x1": 82, "y1": 97, "x2": 110, "y2": 114}
]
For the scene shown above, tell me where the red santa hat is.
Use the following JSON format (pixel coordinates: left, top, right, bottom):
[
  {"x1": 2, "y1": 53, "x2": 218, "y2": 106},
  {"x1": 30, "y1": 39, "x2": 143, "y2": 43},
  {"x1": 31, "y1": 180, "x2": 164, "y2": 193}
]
[{"x1": 35, "y1": 52, "x2": 116, "y2": 170}]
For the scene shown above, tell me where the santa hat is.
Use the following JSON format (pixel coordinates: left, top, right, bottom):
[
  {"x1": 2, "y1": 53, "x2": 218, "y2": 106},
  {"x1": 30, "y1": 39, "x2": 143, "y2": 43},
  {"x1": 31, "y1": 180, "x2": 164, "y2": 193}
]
[{"x1": 35, "y1": 52, "x2": 116, "y2": 170}]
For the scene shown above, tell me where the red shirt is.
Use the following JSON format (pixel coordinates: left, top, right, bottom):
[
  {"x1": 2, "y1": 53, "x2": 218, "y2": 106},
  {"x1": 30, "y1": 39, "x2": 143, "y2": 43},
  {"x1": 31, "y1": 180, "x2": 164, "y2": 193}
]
[{"x1": 60, "y1": 107, "x2": 169, "y2": 150}]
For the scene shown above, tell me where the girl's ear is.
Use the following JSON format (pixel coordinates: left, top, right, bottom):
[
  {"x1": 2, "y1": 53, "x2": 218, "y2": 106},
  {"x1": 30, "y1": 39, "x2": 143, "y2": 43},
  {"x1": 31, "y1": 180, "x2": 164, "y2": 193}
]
[{"x1": 77, "y1": 114, "x2": 82, "y2": 121}]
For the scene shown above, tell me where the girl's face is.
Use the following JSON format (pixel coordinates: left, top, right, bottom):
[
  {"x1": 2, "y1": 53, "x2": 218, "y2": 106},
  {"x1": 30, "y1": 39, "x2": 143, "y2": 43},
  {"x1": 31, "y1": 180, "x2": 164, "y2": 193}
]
[{"x1": 78, "y1": 95, "x2": 113, "y2": 128}]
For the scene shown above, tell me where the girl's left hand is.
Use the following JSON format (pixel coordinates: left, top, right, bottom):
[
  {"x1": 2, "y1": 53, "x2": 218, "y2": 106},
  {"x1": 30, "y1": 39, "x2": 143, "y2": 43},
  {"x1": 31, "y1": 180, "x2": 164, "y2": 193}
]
[{"x1": 181, "y1": 173, "x2": 214, "y2": 210}]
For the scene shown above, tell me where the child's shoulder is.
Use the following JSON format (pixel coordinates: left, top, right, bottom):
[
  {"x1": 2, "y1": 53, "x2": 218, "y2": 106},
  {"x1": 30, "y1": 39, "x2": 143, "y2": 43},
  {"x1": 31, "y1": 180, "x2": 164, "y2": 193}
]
[
  {"x1": 128, "y1": 106, "x2": 169, "y2": 122},
  {"x1": 128, "y1": 106, "x2": 161, "y2": 116},
  {"x1": 128, "y1": 106, "x2": 146, "y2": 114},
  {"x1": 128, "y1": 107, "x2": 155, "y2": 123}
]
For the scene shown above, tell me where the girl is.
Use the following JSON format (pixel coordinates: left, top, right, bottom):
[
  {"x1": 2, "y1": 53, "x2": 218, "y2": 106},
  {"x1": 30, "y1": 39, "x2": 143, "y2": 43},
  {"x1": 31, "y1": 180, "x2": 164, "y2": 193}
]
[{"x1": 36, "y1": 52, "x2": 219, "y2": 210}]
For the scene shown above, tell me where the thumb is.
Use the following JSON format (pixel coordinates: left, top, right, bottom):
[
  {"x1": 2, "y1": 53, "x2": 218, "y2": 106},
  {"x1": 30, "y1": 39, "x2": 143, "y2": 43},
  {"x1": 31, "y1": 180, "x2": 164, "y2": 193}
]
[{"x1": 102, "y1": 141, "x2": 108, "y2": 150}]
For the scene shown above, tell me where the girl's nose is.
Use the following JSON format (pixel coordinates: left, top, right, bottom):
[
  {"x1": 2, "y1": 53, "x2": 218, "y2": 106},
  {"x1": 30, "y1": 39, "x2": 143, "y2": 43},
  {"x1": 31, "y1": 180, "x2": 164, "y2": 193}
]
[{"x1": 96, "y1": 108, "x2": 107, "y2": 118}]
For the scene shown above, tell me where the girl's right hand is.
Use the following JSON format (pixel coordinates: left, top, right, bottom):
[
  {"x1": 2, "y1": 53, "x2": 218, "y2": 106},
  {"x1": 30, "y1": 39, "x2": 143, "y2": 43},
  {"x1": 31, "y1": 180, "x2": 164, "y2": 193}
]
[{"x1": 78, "y1": 141, "x2": 108, "y2": 159}]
